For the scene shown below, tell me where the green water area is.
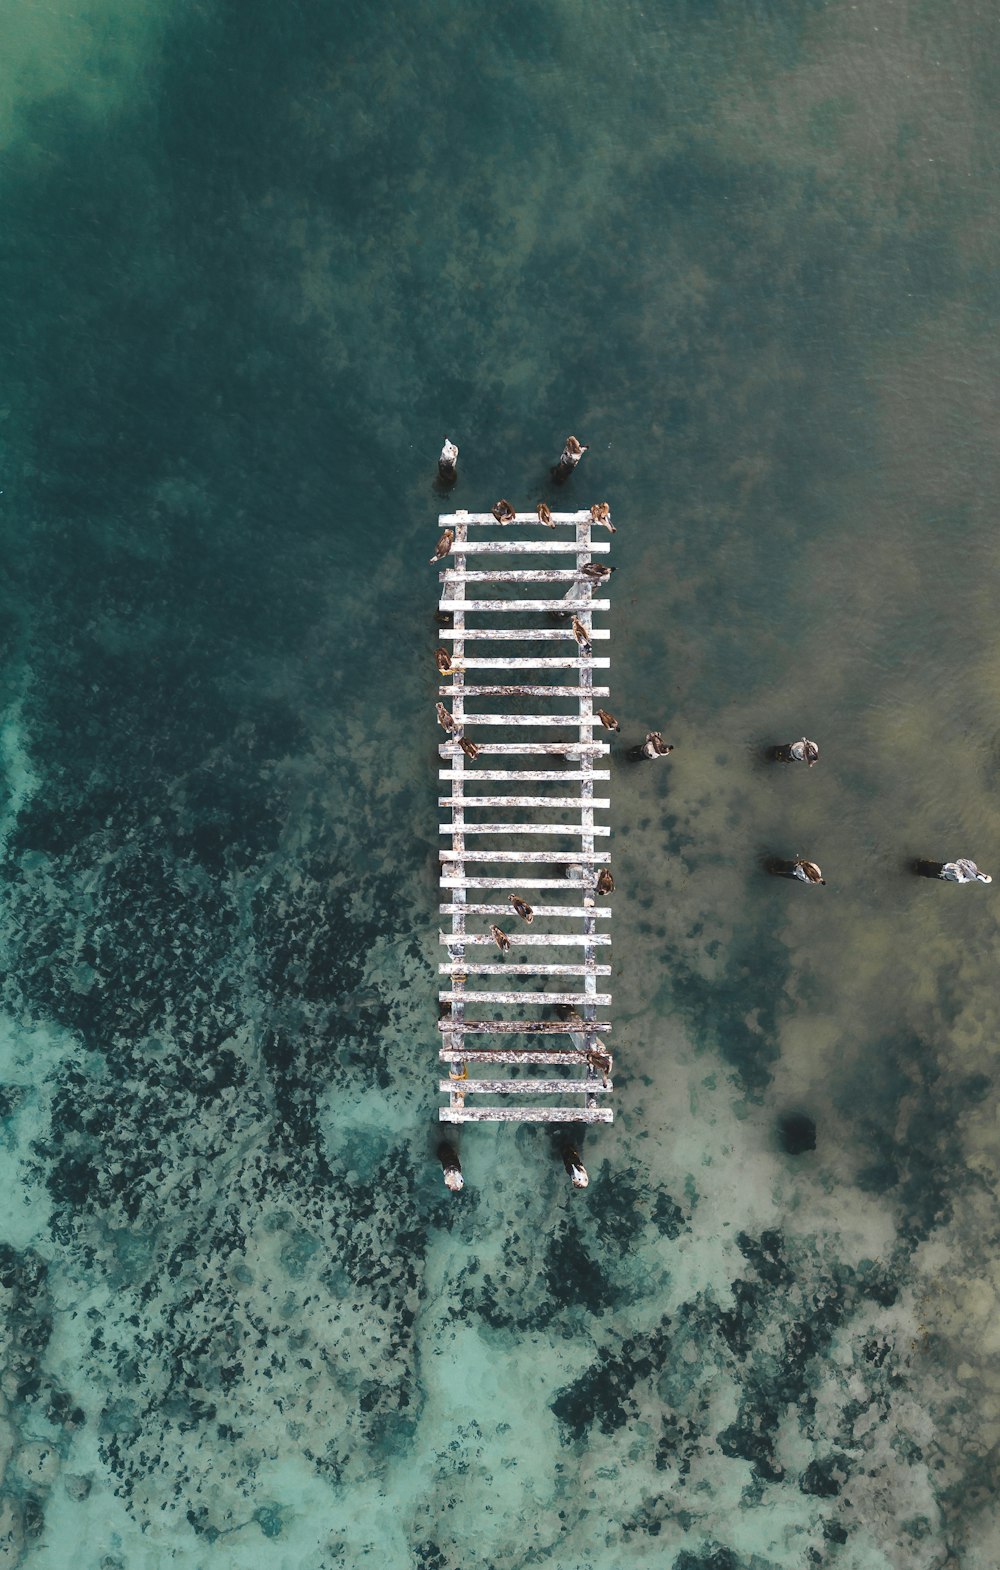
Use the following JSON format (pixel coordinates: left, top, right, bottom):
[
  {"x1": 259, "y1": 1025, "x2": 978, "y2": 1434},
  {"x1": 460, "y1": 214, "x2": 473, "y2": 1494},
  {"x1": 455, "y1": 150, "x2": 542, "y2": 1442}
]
[{"x1": 1, "y1": 2, "x2": 999, "y2": 1566}]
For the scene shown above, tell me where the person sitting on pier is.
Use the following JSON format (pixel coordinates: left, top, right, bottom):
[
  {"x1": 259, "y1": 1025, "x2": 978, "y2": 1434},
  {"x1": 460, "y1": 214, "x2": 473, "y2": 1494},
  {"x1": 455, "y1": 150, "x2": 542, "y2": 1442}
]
[
  {"x1": 590, "y1": 502, "x2": 616, "y2": 533},
  {"x1": 596, "y1": 708, "x2": 619, "y2": 732},
  {"x1": 459, "y1": 736, "x2": 480, "y2": 761},
  {"x1": 634, "y1": 731, "x2": 673, "y2": 760},
  {"x1": 552, "y1": 435, "x2": 588, "y2": 483},
  {"x1": 489, "y1": 923, "x2": 512, "y2": 952},
  {"x1": 562, "y1": 1146, "x2": 589, "y2": 1189},
  {"x1": 436, "y1": 702, "x2": 456, "y2": 734},
  {"x1": 492, "y1": 498, "x2": 517, "y2": 523},
  {"x1": 596, "y1": 868, "x2": 614, "y2": 895},
  {"x1": 438, "y1": 438, "x2": 459, "y2": 480},
  {"x1": 537, "y1": 502, "x2": 555, "y2": 527},
  {"x1": 938, "y1": 858, "x2": 992, "y2": 884},
  {"x1": 435, "y1": 646, "x2": 458, "y2": 675},
  {"x1": 571, "y1": 616, "x2": 591, "y2": 649},
  {"x1": 774, "y1": 737, "x2": 819, "y2": 766},
  {"x1": 438, "y1": 1141, "x2": 464, "y2": 1193},
  {"x1": 508, "y1": 894, "x2": 534, "y2": 923},
  {"x1": 429, "y1": 528, "x2": 454, "y2": 563},
  {"x1": 580, "y1": 560, "x2": 614, "y2": 583}
]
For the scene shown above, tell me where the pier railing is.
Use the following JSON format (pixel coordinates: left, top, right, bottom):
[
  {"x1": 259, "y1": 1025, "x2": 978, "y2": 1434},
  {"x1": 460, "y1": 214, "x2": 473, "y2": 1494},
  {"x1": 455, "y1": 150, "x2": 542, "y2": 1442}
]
[{"x1": 437, "y1": 509, "x2": 613, "y2": 1124}]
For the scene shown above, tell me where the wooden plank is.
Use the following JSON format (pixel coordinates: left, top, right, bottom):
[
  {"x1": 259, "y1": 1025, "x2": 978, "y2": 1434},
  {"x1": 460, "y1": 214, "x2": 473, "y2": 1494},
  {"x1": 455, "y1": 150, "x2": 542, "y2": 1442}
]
[
  {"x1": 439, "y1": 903, "x2": 612, "y2": 917},
  {"x1": 447, "y1": 540, "x2": 610, "y2": 555},
  {"x1": 436, "y1": 628, "x2": 610, "y2": 641},
  {"x1": 437, "y1": 1020, "x2": 612, "y2": 1034},
  {"x1": 440, "y1": 824, "x2": 611, "y2": 837},
  {"x1": 437, "y1": 599, "x2": 609, "y2": 613},
  {"x1": 439, "y1": 876, "x2": 602, "y2": 889},
  {"x1": 439, "y1": 1107, "x2": 614, "y2": 1123},
  {"x1": 438, "y1": 1079, "x2": 612, "y2": 1096},
  {"x1": 440, "y1": 770, "x2": 611, "y2": 782},
  {"x1": 438, "y1": 685, "x2": 610, "y2": 698},
  {"x1": 439, "y1": 990, "x2": 612, "y2": 1005},
  {"x1": 440, "y1": 569, "x2": 604, "y2": 584},
  {"x1": 439, "y1": 1049, "x2": 602, "y2": 1063},
  {"x1": 440, "y1": 741, "x2": 610, "y2": 754},
  {"x1": 440, "y1": 849, "x2": 610, "y2": 862},
  {"x1": 439, "y1": 797, "x2": 611, "y2": 809},
  {"x1": 439, "y1": 963, "x2": 612, "y2": 977},
  {"x1": 448, "y1": 657, "x2": 611, "y2": 669},
  {"x1": 438, "y1": 511, "x2": 591, "y2": 525},
  {"x1": 445, "y1": 715, "x2": 603, "y2": 728},
  {"x1": 440, "y1": 933, "x2": 611, "y2": 945}
]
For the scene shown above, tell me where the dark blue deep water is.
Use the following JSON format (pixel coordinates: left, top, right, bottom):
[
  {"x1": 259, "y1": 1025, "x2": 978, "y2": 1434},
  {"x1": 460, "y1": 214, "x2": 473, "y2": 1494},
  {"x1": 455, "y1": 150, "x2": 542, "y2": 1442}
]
[{"x1": 2, "y1": 2, "x2": 1000, "y2": 1566}]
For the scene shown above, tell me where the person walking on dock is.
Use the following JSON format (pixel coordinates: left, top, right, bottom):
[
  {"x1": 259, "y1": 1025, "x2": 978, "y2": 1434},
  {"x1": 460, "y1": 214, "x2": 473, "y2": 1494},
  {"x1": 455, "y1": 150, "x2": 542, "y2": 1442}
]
[{"x1": 552, "y1": 435, "x2": 588, "y2": 483}]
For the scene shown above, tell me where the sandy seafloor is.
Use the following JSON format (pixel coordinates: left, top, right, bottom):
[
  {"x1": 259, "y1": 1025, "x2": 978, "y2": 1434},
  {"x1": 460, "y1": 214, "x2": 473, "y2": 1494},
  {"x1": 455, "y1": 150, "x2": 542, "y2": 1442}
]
[{"x1": 2, "y1": 1, "x2": 1000, "y2": 1566}]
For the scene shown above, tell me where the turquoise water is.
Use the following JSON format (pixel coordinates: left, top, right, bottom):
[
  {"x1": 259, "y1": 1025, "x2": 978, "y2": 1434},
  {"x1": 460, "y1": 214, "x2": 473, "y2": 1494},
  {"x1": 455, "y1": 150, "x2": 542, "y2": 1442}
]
[{"x1": 2, "y1": 1, "x2": 1000, "y2": 1565}]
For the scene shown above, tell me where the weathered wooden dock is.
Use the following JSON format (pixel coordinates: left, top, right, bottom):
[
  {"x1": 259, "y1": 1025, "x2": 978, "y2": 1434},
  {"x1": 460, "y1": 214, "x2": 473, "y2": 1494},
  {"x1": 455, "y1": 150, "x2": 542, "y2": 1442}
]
[{"x1": 437, "y1": 508, "x2": 614, "y2": 1125}]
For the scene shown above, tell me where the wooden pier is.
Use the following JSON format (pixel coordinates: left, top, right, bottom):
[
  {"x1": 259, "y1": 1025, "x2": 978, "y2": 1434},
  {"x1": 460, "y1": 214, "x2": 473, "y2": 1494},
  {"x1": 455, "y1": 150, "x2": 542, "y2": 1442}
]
[{"x1": 437, "y1": 508, "x2": 613, "y2": 1125}]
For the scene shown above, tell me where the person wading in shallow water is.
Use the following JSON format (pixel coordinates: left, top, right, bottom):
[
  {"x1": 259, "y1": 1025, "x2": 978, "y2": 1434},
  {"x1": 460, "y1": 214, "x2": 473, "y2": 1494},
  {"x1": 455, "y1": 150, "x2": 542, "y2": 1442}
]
[{"x1": 562, "y1": 1146, "x2": 589, "y2": 1188}]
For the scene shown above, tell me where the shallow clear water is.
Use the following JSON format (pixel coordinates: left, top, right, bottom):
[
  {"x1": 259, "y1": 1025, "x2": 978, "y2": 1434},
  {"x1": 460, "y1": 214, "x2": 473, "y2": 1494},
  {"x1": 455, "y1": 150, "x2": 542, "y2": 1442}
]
[{"x1": 2, "y1": 1, "x2": 1000, "y2": 1566}]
